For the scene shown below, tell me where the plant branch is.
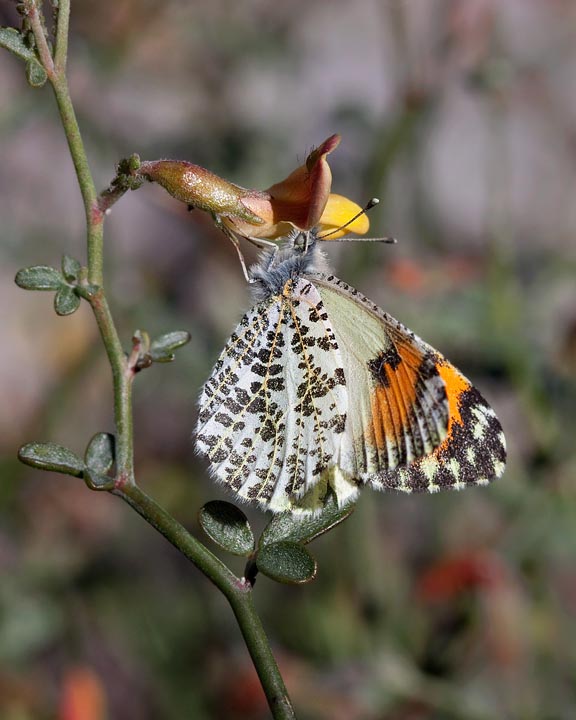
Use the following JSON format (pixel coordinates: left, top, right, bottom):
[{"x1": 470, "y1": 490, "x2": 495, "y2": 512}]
[
  {"x1": 82, "y1": 287, "x2": 134, "y2": 484},
  {"x1": 228, "y1": 592, "x2": 296, "y2": 719},
  {"x1": 54, "y1": 0, "x2": 70, "y2": 72},
  {"x1": 116, "y1": 484, "x2": 238, "y2": 589},
  {"x1": 25, "y1": 0, "x2": 55, "y2": 78},
  {"x1": 51, "y1": 77, "x2": 104, "y2": 285},
  {"x1": 27, "y1": 0, "x2": 103, "y2": 286},
  {"x1": 117, "y1": 484, "x2": 296, "y2": 719},
  {"x1": 97, "y1": 154, "x2": 144, "y2": 215}
]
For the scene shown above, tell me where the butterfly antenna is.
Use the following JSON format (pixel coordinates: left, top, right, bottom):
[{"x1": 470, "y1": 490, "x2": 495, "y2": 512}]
[{"x1": 317, "y1": 198, "x2": 396, "y2": 244}]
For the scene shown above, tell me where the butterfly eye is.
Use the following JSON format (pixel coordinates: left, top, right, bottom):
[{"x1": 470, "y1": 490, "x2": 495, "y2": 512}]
[{"x1": 293, "y1": 231, "x2": 309, "y2": 252}]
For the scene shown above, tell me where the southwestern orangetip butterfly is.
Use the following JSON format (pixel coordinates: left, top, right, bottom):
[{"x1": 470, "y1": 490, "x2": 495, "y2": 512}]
[{"x1": 195, "y1": 233, "x2": 506, "y2": 513}]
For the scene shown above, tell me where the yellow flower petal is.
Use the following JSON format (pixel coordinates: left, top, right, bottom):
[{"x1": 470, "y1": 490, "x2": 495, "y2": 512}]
[{"x1": 317, "y1": 194, "x2": 370, "y2": 239}]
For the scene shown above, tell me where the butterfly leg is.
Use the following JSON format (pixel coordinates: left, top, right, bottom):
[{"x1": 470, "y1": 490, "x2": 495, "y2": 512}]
[
  {"x1": 246, "y1": 236, "x2": 279, "y2": 275},
  {"x1": 213, "y1": 216, "x2": 253, "y2": 283}
]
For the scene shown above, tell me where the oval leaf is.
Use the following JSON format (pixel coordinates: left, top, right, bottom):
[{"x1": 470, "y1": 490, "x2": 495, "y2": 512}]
[
  {"x1": 85, "y1": 432, "x2": 115, "y2": 474},
  {"x1": 26, "y1": 59, "x2": 47, "y2": 87},
  {"x1": 62, "y1": 255, "x2": 82, "y2": 282},
  {"x1": 256, "y1": 541, "x2": 317, "y2": 584},
  {"x1": 54, "y1": 286, "x2": 80, "y2": 316},
  {"x1": 0, "y1": 27, "x2": 36, "y2": 61},
  {"x1": 18, "y1": 442, "x2": 85, "y2": 477},
  {"x1": 15, "y1": 265, "x2": 62, "y2": 291},
  {"x1": 199, "y1": 501, "x2": 255, "y2": 556},
  {"x1": 150, "y1": 331, "x2": 191, "y2": 362},
  {"x1": 260, "y1": 495, "x2": 355, "y2": 548}
]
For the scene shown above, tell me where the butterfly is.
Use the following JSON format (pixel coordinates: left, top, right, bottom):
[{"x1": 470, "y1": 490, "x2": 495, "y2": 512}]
[{"x1": 195, "y1": 232, "x2": 506, "y2": 513}]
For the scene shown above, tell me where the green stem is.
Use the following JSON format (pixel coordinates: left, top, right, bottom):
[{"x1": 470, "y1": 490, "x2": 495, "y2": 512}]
[
  {"x1": 27, "y1": 0, "x2": 102, "y2": 285},
  {"x1": 50, "y1": 75, "x2": 104, "y2": 286},
  {"x1": 25, "y1": 1, "x2": 54, "y2": 77},
  {"x1": 29, "y1": 0, "x2": 122, "y2": 463},
  {"x1": 228, "y1": 592, "x2": 296, "y2": 719},
  {"x1": 54, "y1": 0, "x2": 70, "y2": 72},
  {"x1": 117, "y1": 485, "x2": 296, "y2": 720},
  {"x1": 87, "y1": 288, "x2": 134, "y2": 483},
  {"x1": 117, "y1": 484, "x2": 238, "y2": 589}
]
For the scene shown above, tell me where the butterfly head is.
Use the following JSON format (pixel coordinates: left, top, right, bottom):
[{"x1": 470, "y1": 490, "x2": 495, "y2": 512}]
[{"x1": 248, "y1": 230, "x2": 328, "y2": 302}]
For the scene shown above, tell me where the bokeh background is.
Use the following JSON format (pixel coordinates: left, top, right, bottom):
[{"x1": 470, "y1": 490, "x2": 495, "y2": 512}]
[{"x1": 2, "y1": 0, "x2": 576, "y2": 718}]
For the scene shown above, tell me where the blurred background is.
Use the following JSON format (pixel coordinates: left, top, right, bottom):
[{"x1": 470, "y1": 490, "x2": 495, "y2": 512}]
[{"x1": 1, "y1": 0, "x2": 576, "y2": 718}]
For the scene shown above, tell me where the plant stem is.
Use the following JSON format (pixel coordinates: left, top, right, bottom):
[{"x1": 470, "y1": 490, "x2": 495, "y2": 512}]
[
  {"x1": 228, "y1": 592, "x2": 296, "y2": 719},
  {"x1": 27, "y1": 0, "x2": 102, "y2": 286},
  {"x1": 50, "y1": 75, "x2": 104, "y2": 286},
  {"x1": 87, "y1": 289, "x2": 134, "y2": 483},
  {"x1": 54, "y1": 0, "x2": 70, "y2": 72},
  {"x1": 29, "y1": 0, "x2": 129, "y2": 477},
  {"x1": 25, "y1": 1, "x2": 54, "y2": 77},
  {"x1": 117, "y1": 484, "x2": 238, "y2": 589},
  {"x1": 117, "y1": 485, "x2": 296, "y2": 720}
]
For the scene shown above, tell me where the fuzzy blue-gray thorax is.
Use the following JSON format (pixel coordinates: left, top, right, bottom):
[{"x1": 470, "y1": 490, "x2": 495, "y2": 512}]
[{"x1": 249, "y1": 231, "x2": 331, "y2": 303}]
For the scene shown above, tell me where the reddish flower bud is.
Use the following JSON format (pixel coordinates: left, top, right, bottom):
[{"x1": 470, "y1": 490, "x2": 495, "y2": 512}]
[
  {"x1": 137, "y1": 160, "x2": 267, "y2": 226},
  {"x1": 138, "y1": 134, "x2": 369, "y2": 241}
]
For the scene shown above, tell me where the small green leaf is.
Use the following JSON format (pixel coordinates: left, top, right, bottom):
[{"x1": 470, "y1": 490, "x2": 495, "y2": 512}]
[
  {"x1": 255, "y1": 541, "x2": 317, "y2": 584},
  {"x1": 25, "y1": 58, "x2": 47, "y2": 87},
  {"x1": 260, "y1": 494, "x2": 355, "y2": 548},
  {"x1": 199, "y1": 501, "x2": 255, "y2": 556},
  {"x1": 128, "y1": 153, "x2": 141, "y2": 172},
  {"x1": 150, "y1": 331, "x2": 191, "y2": 363},
  {"x1": 54, "y1": 286, "x2": 80, "y2": 315},
  {"x1": 83, "y1": 467, "x2": 115, "y2": 491},
  {"x1": 61, "y1": 255, "x2": 81, "y2": 283},
  {"x1": 133, "y1": 329, "x2": 150, "y2": 353},
  {"x1": 1, "y1": 27, "x2": 35, "y2": 61},
  {"x1": 0, "y1": 28, "x2": 47, "y2": 87},
  {"x1": 15, "y1": 265, "x2": 63, "y2": 291},
  {"x1": 18, "y1": 442, "x2": 85, "y2": 477},
  {"x1": 85, "y1": 433, "x2": 115, "y2": 475},
  {"x1": 113, "y1": 154, "x2": 142, "y2": 189}
]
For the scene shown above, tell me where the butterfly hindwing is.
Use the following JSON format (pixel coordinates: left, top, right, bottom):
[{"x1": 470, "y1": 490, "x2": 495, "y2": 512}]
[{"x1": 314, "y1": 274, "x2": 506, "y2": 493}]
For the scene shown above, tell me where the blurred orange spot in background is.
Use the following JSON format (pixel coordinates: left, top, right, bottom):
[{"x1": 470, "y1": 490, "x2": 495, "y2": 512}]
[
  {"x1": 59, "y1": 667, "x2": 107, "y2": 720},
  {"x1": 417, "y1": 552, "x2": 505, "y2": 602},
  {"x1": 387, "y1": 258, "x2": 427, "y2": 294},
  {"x1": 386, "y1": 255, "x2": 480, "y2": 296},
  {"x1": 221, "y1": 665, "x2": 268, "y2": 718}
]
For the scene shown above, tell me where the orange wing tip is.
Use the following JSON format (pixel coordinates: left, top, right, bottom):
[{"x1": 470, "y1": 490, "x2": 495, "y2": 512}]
[{"x1": 364, "y1": 383, "x2": 506, "y2": 494}]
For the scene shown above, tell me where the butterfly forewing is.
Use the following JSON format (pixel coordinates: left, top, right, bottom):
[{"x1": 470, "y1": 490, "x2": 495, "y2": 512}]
[
  {"x1": 314, "y1": 274, "x2": 506, "y2": 493},
  {"x1": 196, "y1": 277, "x2": 352, "y2": 512}
]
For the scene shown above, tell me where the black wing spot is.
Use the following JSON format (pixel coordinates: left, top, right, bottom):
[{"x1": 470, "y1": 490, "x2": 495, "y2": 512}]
[{"x1": 368, "y1": 347, "x2": 402, "y2": 387}]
